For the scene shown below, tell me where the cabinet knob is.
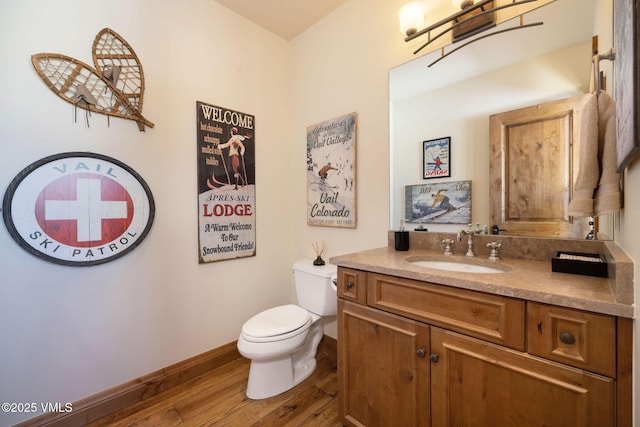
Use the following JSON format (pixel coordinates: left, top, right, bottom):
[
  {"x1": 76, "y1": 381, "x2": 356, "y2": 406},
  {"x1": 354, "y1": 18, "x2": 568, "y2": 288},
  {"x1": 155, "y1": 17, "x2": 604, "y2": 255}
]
[
  {"x1": 345, "y1": 281, "x2": 354, "y2": 290},
  {"x1": 429, "y1": 353, "x2": 440, "y2": 363},
  {"x1": 416, "y1": 348, "x2": 426, "y2": 358},
  {"x1": 559, "y1": 332, "x2": 576, "y2": 345}
]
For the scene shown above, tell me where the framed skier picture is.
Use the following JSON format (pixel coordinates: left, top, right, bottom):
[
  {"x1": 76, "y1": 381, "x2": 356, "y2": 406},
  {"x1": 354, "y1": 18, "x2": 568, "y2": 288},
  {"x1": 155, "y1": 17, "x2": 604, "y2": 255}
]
[
  {"x1": 405, "y1": 180, "x2": 471, "y2": 224},
  {"x1": 306, "y1": 112, "x2": 357, "y2": 228},
  {"x1": 423, "y1": 137, "x2": 451, "y2": 179},
  {"x1": 196, "y1": 101, "x2": 256, "y2": 263}
]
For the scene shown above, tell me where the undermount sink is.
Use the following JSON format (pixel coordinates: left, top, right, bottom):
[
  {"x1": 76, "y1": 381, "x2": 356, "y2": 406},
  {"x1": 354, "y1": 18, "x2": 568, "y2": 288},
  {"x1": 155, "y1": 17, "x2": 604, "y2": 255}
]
[{"x1": 405, "y1": 256, "x2": 511, "y2": 274}]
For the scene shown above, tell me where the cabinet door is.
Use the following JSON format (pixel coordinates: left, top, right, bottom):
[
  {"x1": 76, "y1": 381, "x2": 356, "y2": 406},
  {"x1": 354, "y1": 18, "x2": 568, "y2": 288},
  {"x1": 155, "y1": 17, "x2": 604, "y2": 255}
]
[
  {"x1": 338, "y1": 299, "x2": 430, "y2": 427},
  {"x1": 337, "y1": 267, "x2": 367, "y2": 304},
  {"x1": 431, "y1": 327, "x2": 614, "y2": 427}
]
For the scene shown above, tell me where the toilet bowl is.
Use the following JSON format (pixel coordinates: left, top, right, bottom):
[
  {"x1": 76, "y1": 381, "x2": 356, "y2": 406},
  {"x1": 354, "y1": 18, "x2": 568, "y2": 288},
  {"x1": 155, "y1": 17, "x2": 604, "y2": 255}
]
[{"x1": 237, "y1": 259, "x2": 337, "y2": 399}]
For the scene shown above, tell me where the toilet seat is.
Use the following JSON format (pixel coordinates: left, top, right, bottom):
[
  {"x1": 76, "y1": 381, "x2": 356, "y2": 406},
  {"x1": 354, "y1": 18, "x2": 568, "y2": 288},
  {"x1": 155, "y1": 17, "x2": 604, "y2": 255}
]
[{"x1": 241, "y1": 304, "x2": 312, "y2": 343}]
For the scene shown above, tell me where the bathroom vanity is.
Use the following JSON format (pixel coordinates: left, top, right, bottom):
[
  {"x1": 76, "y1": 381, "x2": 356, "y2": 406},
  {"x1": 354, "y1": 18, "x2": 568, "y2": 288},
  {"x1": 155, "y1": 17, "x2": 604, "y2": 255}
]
[{"x1": 331, "y1": 232, "x2": 633, "y2": 427}]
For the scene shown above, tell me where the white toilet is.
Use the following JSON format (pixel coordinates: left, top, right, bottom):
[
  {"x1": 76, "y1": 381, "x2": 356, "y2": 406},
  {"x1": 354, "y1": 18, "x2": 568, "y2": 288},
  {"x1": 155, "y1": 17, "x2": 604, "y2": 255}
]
[{"x1": 237, "y1": 259, "x2": 338, "y2": 399}]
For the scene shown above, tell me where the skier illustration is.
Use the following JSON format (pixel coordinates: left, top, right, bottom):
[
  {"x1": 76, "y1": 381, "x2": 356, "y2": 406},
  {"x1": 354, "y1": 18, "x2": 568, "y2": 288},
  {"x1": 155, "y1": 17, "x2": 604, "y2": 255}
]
[
  {"x1": 318, "y1": 162, "x2": 337, "y2": 181},
  {"x1": 430, "y1": 189, "x2": 454, "y2": 210},
  {"x1": 218, "y1": 127, "x2": 250, "y2": 189},
  {"x1": 432, "y1": 154, "x2": 443, "y2": 171}
]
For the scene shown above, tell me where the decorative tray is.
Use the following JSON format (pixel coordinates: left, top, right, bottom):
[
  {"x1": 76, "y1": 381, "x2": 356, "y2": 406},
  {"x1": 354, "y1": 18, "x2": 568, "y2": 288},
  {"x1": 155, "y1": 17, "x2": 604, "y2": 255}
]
[{"x1": 551, "y1": 251, "x2": 608, "y2": 278}]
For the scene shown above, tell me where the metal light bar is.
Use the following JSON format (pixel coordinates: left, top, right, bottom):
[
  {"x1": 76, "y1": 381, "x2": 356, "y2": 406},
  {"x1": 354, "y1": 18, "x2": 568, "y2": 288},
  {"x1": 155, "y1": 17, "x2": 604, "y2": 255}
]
[
  {"x1": 427, "y1": 20, "x2": 543, "y2": 67},
  {"x1": 405, "y1": 0, "x2": 555, "y2": 57}
]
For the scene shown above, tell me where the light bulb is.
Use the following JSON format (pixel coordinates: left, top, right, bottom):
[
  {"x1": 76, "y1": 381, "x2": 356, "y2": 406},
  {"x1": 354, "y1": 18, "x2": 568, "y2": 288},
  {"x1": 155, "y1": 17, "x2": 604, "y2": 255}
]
[{"x1": 398, "y1": 2, "x2": 425, "y2": 36}]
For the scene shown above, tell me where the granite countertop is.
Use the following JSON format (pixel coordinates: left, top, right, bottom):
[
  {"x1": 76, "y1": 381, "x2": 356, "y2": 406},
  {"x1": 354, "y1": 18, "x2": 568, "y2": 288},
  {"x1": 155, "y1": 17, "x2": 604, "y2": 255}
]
[{"x1": 330, "y1": 242, "x2": 635, "y2": 318}]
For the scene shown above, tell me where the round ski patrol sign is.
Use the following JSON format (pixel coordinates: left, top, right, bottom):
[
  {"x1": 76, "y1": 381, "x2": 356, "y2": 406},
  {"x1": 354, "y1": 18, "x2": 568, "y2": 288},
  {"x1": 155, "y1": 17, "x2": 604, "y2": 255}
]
[{"x1": 2, "y1": 152, "x2": 155, "y2": 266}]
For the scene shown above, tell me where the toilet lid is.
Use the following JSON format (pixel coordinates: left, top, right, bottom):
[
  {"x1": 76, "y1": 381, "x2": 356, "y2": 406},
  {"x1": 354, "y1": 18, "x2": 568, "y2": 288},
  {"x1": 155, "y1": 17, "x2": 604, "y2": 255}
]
[{"x1": 242, "y1": 304, "x2": 311, "y2": 339}]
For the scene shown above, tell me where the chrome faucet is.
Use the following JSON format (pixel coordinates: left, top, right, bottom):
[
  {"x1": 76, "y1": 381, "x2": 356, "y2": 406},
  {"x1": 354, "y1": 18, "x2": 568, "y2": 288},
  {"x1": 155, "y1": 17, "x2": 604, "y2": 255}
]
[
  {"x1": 442, "y1": 239, "x2": 455, "y2": 255},
  {"x1": 457, "y1": 223, "x2": 486, "y2": 257},
  {"x1": 487, "y1": 242, "x2": 502, "y2": 261}
]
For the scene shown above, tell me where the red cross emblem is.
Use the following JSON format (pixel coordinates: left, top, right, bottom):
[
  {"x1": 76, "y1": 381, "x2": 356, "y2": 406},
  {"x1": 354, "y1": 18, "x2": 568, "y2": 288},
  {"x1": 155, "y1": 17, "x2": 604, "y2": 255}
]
[{"x1": 2, "y1": 153, "x2": 154, "y2": 266}]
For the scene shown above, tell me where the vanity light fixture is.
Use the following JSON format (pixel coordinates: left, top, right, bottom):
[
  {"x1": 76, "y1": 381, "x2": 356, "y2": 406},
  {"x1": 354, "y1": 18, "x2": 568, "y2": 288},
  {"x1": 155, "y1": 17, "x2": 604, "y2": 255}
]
[{"x1": 400, "y1": 0, "x2": 555, "y2": 66}]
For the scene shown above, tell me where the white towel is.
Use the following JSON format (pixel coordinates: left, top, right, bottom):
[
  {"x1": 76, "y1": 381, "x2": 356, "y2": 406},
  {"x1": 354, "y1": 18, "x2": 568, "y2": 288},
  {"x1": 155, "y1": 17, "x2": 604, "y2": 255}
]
[
  {"x1": 568, "y1": 94, "x2": 598, "y2": 217},
  {"x1": 568, "y1": 92, "x2": 621, "y2": 217},
  {"x1": 593, "y1": 92, "x2": 621, "y2": 216}
]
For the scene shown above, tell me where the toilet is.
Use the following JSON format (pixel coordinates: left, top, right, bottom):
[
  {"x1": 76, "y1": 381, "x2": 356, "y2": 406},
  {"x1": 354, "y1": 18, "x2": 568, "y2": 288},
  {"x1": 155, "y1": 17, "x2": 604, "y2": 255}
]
[{"x1": 237, "y1": 259, "x2": 338, "y2": 399}]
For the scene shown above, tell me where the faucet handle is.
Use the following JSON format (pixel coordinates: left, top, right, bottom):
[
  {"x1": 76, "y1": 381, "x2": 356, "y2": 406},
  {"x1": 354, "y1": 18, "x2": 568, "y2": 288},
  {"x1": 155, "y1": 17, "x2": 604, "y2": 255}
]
[
  {"x1": 442, "y1": 239, "x2": 455, "y2": 255},
  {"x1": 487, "y1": 242, "x2": 501, "y2": 261}
]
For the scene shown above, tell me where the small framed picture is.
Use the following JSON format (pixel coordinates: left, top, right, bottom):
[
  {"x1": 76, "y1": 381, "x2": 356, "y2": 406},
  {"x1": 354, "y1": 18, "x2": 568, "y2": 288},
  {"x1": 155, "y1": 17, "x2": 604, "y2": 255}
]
[{"x1": 423, "y1": 137, "x2": 451, "y2": 179}]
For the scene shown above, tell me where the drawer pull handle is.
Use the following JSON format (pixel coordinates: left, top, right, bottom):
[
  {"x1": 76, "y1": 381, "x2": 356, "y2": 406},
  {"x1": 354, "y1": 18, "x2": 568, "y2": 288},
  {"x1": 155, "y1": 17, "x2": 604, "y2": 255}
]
[
  {"x1": 559, "y1": 332, "x2": 576, "y2": 345},
  {"x1": 345, "y1": 281, "x2": 354, "y2": 290},
  {"x1": 429, "y1": 353, "x2": 440, "y2": 363},
  {"x1": 416, "y1": 348, "x2": 426, "y2": 358}
]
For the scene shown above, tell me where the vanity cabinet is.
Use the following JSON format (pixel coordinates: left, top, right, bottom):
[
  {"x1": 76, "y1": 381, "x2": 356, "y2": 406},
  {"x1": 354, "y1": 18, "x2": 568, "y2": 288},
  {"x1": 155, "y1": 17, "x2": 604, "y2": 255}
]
[{"x1": 337, "y1": 267, "x2": 631, "y2": 427}]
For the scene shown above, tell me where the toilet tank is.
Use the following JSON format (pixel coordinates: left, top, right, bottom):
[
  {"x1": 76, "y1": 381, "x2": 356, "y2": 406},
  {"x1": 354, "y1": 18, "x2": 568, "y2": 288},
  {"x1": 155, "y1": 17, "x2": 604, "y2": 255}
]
[{"x1": 293, "y1": 259, "x2": 338, "y2": 316}]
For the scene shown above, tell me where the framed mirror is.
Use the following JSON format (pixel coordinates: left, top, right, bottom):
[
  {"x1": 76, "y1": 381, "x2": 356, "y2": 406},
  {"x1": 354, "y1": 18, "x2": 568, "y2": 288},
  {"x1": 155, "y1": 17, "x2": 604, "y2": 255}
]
[{"x1": 390, "y1": 0, "x2": 617, "y2": 239}]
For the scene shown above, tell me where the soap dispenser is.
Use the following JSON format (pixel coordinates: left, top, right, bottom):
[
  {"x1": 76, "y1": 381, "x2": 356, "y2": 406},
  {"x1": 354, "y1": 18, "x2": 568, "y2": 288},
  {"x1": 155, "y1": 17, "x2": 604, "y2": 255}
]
[{"x1": 395, "y1": 219, "x2": 410, "y2": 251}]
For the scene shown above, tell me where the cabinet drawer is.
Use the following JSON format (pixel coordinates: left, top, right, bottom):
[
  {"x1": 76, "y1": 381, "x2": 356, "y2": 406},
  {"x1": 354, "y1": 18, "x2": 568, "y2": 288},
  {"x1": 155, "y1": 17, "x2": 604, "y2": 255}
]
[
  {"x1": 527, "y1": 302, "x2": 616, "y2": 377},
  {"x1": 367, "y1": 273, "x2": 525, "y2": 350},
  {"x1": 337, "y1": 267, "x2": 367, "y2": 304}
]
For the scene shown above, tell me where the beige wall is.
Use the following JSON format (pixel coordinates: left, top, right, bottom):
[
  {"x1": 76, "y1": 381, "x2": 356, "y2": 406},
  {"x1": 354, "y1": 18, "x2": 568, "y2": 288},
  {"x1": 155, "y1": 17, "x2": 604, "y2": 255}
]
[
  {"x1": 288, "y1": 0, "x2": 415, "y2": 336},
  {"x1": 0, "y1": 0, "x2": 295, "y2": 424}
]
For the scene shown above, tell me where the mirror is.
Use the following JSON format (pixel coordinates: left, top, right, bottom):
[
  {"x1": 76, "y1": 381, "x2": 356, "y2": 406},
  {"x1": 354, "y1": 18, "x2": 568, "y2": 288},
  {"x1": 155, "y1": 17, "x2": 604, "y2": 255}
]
[{"x1": 390, "y1": 0, "x2": 615, "y2": 239}]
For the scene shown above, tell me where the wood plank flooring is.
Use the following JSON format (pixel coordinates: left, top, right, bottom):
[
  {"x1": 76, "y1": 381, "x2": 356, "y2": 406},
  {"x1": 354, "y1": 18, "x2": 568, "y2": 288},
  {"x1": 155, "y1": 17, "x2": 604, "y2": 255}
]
[{"x1": 86, "y1": 342, "x2": 341, "y2": 427}]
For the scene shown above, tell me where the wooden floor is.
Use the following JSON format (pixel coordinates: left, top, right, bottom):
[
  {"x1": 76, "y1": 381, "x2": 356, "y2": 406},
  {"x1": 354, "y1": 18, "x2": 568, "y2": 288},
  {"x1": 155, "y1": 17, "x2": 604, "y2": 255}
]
[{"x1": 87, "y1": 343, "x2": 341, "y2": 427}]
